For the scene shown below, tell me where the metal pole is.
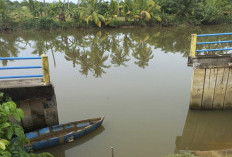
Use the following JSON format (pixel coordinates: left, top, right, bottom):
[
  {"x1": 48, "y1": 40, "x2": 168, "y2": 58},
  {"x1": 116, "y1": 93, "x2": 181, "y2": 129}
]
[
  {"x1": 111, "y1": 147, "x2": 114, "y2": 157},
  {"x1": 41, "y1": 54, "x2": 50, "y2": 84}
]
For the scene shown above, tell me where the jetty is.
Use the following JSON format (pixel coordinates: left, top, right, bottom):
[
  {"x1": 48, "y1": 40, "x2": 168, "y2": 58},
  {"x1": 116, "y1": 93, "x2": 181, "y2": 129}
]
[
  {"x1": 188, "y1": 33, "x2": 232, "y2": 110},
  {"x1": 0, "y1": 55, "x2": 58, "y2": 131}
]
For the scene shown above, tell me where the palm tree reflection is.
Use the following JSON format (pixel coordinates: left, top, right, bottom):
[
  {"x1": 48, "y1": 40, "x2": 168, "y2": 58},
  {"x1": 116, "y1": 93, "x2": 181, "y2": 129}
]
[
  {"x1": 132, "y1": 43, "x2": 153, "y2": 69},
  {"x1": 2, "y1": 26, "x2": 217, "y2": 77}
]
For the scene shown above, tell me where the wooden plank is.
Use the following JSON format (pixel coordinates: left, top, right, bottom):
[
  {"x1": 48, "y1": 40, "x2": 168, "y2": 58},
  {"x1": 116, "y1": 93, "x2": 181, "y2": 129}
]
[
  {"x1": 202, "y1": 68, "x2": 217, "y2": 109},
  {"x1": 190, "y1": 69, "x2": 206, "y2": 109},
  {"x1": 224, "y1": 68, "x2": 232, "y2": 109},
  {"x1": 213, "y1": 68, "x2": 229, "y2": 109}
]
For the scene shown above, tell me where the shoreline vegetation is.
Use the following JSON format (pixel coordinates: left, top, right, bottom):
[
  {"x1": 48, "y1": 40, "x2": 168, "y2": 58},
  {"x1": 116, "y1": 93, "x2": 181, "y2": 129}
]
[{"x1": 1, "y1": 0, "x2": 232, "y2": 31}]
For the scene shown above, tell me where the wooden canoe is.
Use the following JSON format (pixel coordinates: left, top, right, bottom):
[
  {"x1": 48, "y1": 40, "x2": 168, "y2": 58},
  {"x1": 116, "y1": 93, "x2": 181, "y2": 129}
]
[{"x1": 24, "y1": 116, "x2": 104, "y2": 150}]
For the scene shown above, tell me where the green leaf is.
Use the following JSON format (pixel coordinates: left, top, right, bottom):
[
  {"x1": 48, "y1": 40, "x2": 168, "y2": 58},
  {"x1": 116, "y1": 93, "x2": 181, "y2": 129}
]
[
  {"x1": 0, "y1": 139, "x2": 9, "y2": 150},
  {"x1": 16, "y1": 109, "x2": 24, "y2": 119},
  {"x1": 8, "y1": 101, "x2": 17, "y2": 111},
  {"x1": 12, "y1": 112, "x2": 21, "y2": 122},
  {"x1": 2, "y1": 105, "x2": 10, "y2": 115},
  {"x1": 0, "y1": 150, "x2": 11, "y2": 157},
  {"x1": 6, "y1": 127, "x2": 13, "y2": 139},
  {"x1": 15, "y1": 127, "x2": 25, "y2": 139},
  {"x1": 0, "y1": 122, "x2": 10, "y2": 129}
]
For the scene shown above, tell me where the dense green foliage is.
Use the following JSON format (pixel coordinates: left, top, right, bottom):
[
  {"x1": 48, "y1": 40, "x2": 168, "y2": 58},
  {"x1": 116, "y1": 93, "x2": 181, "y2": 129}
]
[
  {"x1": 0, "y1": 93, "x2": 53, "y2": 157},
  {"x1": 1, "y1": 0, "x2": 232, "y2": 30}
]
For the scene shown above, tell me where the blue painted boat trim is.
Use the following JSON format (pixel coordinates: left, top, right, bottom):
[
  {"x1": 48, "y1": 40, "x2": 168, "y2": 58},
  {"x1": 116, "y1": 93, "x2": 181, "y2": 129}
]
[
  {"x1": 197, "y1": 40, "x2": 232, "y2": 45},
  {"x1": 25, "y1": 117, "x2": 104, "y2": 151},
  {"x1": 0, "y1": 75, "x2": 43, "y2": 79},
  {"x1": 0, "y1": 57, "x2": 41, "y2": 60},
  {"x1": 197, "y1": 32, "x2": 232, "y2": 37},
  {"x1": 196, "y1": 48, "x2": 232, "y2": 52},
  {"x1": 0, "y1": 66, "x2": 42, "y2": 70}
]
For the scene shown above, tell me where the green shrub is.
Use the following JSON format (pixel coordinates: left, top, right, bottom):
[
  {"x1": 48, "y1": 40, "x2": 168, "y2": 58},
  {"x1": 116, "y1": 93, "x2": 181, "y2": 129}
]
[
  {"x1": 109, "y1": 19, "x2": 134, "y2": 27},
  {"x1": 22, "y1": 17, "x2": 58, "y2": 30},
  {"x1": 0, "y1": 93, "x2": 53, "y2": 157},
  {"x1": 160, "y1": 12, "x2": 178, "y2": 26}
]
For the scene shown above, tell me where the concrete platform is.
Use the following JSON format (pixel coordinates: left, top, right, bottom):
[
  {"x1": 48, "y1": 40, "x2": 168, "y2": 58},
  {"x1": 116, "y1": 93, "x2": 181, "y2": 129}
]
[
  {"x1": 0, "y1": 78, "x2": 45, "y2": 89},
  {"x1": 188, "y1": 54, "x2": 232, "y2": 68},
  {"x1": 0, "y1": 78, "x2": 59, "y2": 132}
]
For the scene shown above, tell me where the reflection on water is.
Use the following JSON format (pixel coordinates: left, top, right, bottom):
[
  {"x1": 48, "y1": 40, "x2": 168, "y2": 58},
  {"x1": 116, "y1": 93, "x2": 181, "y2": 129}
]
[
  {"x1": 2, "y1": 25, "x2": 232, "y2": 156},
  {"x1": 2, "y1": 26, "x2": 232, "y2": 77},
  {"x1": 176, "y1": 110, "x2": 232, "y2": 153},
  {"x1": 3, "y1": 26, "x2": 232, "y2": 77},
  {"x1": 37, "y1": 126, "x2": 105, "y2": 157}
]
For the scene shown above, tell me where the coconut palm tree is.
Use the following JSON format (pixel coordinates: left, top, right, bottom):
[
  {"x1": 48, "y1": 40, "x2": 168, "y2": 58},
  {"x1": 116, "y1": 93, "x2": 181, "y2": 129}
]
[
  {"x1": 89, "y1": 45, "x2": 110, "y2": 77},
  {"x1": 0, "y1": 35, "x2": 20, "y2": 66},
  {"x1": 25, "y1": 0, "x2": 40, "y2": 17},
  {"x1": 132, "y1": 42, "x2": 154, "y2": 68},
  {"x1": 64, "y1": 47, "x2": 80, "y2": 68},
  {"x1": 111, "y1": 48, "x2": 130, "y2": 67},
  {"x1": 77, "y1": 0, "x2": 106, "y2": 27},
  {"x1": 78, "y1": 50, "x2": 92, "y2": 76}
]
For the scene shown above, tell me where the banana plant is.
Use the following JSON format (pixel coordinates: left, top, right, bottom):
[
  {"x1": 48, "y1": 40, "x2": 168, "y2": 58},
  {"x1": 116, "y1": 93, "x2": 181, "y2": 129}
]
[
  {"x1": 25, "y1": 0, "x2": 40, "y2": 17},
  {"x1": 86, "y1": 11, "x2": 105, "y2": 27},
  {"x1": 134, "y1": 0, "x2": 161, "y2": 22},
  {"x1": 76, "y1": 0, "x2": 106, "y2": 27}
]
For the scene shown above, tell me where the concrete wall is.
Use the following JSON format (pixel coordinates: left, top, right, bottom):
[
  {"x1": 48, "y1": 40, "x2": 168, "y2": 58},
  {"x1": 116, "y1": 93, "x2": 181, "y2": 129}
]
[
  {"x1": 0, "y1": 79, "x2": 59, "y2": 132},
  {"x1": 190, "y1": 67, "x2": 232, "y2": 109}
]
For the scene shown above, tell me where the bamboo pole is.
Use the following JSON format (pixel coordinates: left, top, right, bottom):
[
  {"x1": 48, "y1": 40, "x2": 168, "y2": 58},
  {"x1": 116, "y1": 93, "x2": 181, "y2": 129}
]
[
  {"x1": 41, "y1": 54, "x2": 50, "y2": 84},
  {"x1": 190, "y1": 34, "x2": 197, "y2": 57}
]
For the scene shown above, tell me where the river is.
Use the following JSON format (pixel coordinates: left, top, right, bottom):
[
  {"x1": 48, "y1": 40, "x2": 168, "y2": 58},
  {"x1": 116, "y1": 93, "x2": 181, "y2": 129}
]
[{"x1": 1, "y1": 25, "x2": 232, "y2": 157}]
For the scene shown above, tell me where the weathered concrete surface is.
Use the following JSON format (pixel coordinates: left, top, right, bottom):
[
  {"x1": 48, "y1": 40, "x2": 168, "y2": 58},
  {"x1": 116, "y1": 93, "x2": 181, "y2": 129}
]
[
  {"x1": 202, "y1": 68, "x2": 217, "y2": 109},
  {"x1": 190, "y1": 69, "x2": 205, "y2": 109},
  {"x1": 224, "y1": 69, "x2": 232, "y2": 109},
  {"x1": 188, "y1": 54, "x2": 232, "y2": 69},
  {"x1": 0, "y1": 78, "x2": 59, "y2": 132},
  {"x1": 190, "y1": 67, "x2": 232, "y2": 110}
]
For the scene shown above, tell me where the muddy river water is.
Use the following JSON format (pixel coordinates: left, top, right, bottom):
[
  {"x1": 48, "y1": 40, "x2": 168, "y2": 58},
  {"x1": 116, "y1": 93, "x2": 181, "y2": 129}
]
[{"x1": 1, "y1": 25, "x2": 232, "y2": 156}]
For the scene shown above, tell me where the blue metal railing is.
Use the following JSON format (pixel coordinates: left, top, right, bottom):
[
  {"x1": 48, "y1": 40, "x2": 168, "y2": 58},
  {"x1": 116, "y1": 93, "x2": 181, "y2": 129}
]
[
  {"x1": 197, "y1": 32, "x2": 232, "y2": 37},
  {"x1": 196, "y1": 48, "x2": 232, "y2": 52},
  {"x1": 0, "y1": 75, "x2": 43, "y2": 79},
  {"x1": 197, "y1": 40, "x2": 232, "y2": 45},
  {"x1": 0, "y1": 57, "x2": 41, "y2": 60},
  {"x1": 0, "y1": 66, "x2": 42, "y2": 70},
  {"x1": 193, "y1": 32, "x2": 232, "y2": 55},
  {"x1": 0, "y1": 57, "x2": 43, "y2": 80}
]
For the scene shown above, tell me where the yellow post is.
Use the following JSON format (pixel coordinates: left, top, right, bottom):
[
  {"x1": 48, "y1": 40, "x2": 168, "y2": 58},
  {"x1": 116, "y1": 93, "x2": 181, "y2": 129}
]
[
  {"x1": 190, "y1": 34, "x2": 197, "y2": 57},
  {"x1": 41, "y1": 54, "x2": 50, "y2": 84}
]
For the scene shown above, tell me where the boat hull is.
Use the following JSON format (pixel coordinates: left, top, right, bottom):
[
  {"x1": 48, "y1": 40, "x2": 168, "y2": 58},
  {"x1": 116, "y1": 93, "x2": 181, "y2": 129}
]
[{"x1": 25, "y1": 117, "x2": 104, "y2": 151}]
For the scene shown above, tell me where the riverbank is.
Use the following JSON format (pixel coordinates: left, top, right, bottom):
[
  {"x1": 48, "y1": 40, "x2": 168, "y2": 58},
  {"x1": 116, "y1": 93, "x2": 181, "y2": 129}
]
[
  {"x1": 1, "y1": 0, "x2": 232, "y2": 31},
  {"x1": 2, "y1": 17, "x2": 232, "y2": 31}
]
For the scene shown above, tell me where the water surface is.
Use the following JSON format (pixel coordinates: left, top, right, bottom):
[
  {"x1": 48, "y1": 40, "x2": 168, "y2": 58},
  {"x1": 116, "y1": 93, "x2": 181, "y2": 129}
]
[{"x1": 1, "y1": 25, "x2": 232, "y2": 156}]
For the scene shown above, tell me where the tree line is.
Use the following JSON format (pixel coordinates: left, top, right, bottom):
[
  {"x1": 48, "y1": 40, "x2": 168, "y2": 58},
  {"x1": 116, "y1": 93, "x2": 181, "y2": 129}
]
[{"x1": 0, "y1": 0, "x2": 232, "y2": 30}]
